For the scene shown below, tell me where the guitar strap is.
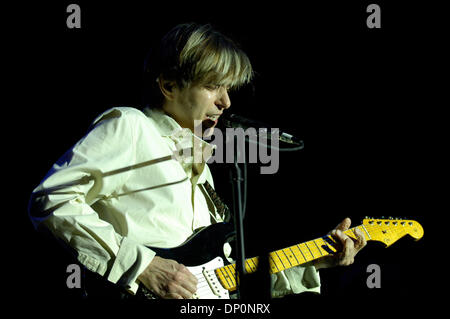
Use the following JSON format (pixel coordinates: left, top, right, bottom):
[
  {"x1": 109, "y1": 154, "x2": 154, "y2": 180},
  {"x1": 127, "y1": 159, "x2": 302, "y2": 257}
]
[{"x1": 201, "y1": 181, "x2": 231, "y2": 223}]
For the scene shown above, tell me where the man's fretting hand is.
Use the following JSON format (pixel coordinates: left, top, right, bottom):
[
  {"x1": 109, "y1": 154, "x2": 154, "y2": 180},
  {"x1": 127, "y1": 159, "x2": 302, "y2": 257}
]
[
  {"x1": 314, "y1": 217, "x2": 367, "y2": 270},
  {"x1": 138, "y1": 256, "x2": 198, "y2": 299}
]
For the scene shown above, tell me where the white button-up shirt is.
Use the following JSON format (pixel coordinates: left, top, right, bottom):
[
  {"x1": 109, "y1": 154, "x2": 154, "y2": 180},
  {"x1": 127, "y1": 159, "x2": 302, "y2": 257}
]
[{"x1": 29, "y1": 107, "x2": 320, "y2": 296}]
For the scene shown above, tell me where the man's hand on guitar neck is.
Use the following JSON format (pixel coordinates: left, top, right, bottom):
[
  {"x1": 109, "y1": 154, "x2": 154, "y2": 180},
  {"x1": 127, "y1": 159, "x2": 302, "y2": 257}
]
[
  {"x1": 138, "y1": 256, "x2": 198, "y2": 299},
  {"x1": 314, "y1": 217, "x2": 367, "y2": 270}
]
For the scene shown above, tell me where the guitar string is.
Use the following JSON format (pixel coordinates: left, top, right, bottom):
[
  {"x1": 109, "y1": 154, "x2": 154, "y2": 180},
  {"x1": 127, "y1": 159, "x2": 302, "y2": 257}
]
[
  {"x1": 225, "y1": 224, "x2": 404, "y2": 274},
  {"x1": 265, "y1": 222, "x2": 417, "y2": 273},
  {"x1": 240, "y1": 223, "x2": 414, "y2": 270},
  {"x1": 213, "y1": 221, "x2": 418, "y2": 289},
  {"x1": 192, "y1": 274, "x2": 217, "y2": 292}
]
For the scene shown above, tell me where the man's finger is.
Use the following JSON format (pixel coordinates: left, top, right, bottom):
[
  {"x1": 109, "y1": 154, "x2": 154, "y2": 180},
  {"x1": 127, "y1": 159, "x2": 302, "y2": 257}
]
[
  {"x1": 338, "y1": 238, "x2": 354, "y2": 265},
  {"x1": 334, "y1": 229, "x2": 351, "y2": 245},
  {"x1": 178, "y1": 265, "x2": 198, "y2": 291},
  {"x1": 163, "y1": 292, "x2": 184, "y2": 299},
  {"x1": 344, "y1": 237, "x2": 354, "y2": 254},
  {"x1": 180, "y1": 265, "x2": 198, "y2": 283},
  {"x1": 354, "y1": 228, "x2": 367, "y2": 251},
  {"x1": 166, "y1": 281, "x2": 196, "y2": 299},
  {"x1": 179, "y1": 276, "x2": 198, "y2": 295},
  {"x1": 335, "y1": 217, "x2": 351, "y2": 231}
]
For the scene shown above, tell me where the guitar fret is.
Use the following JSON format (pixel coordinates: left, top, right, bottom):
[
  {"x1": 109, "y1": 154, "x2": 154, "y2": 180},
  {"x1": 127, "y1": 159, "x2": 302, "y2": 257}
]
[
  {"x1": 322, "y1": 237, "x2": 334, "y2": 253},
  {"x1": 273, "y1": 252, "x2": 284, "y2": 269},
  {"x1": 313, "y1": 239, "x2": 324, "y2": 256},
  {"x1": 244, "y1": 261, "x2": 253, "y2": 274},
  {"x1": 306, "y1": 241, "x2": 320, "y2": 258},
  {"x1": 229, "y1": 264, "x2": 237, "y2": 275},
  {"x1": 248, "y1": 257, "x2": 258, "y2": 272},
  {"x1": 294, "y1": 244, "x2": 308, "y2": 262},
  {"x1": 269, "y1": 254, "x2": 281, "y2": 272},
  {"x1": 245, "y1": 258, "x2": 258, "y2": 274},
  {"x1": 275, "y1": 250, "x2": 290, "y2": 268},
  {"x1": 344, "y1": 229, "x2": 357, "y2": 240},
  {"x1": 224, "y1": 265, "x2": 236, "y2": 287},
  {"x1": 360, "y1": 225, "x2": 371, "y2": 240},
  {"x1": 318, "y1": 237, "x2": 336, "y2": 254},
  {"x1": 229, "y1": 265, "x2": 239, "y2": 289},
  {"x1": 216, "y1": 267, "x2": 233, "y2": 290},
  {"x1": 324, "y1": 235, "x2": 339, "y2": 251},
  {"x1": 281, "y1": 249, "x2": 294, "y2": 267},
  {"x1": 304, "y1": 242, "x2": 315, "y2": 259},
  {"x1": 288, "y1": 247, "x2": 301, "y2": 265},
  {"x1": 223, "y1": 266, "x2": 235, "y2": 288}
]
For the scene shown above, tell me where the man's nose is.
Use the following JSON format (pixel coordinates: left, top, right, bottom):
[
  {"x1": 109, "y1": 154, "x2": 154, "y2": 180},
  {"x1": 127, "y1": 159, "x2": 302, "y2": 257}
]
[{"x1": 216, "y1": 87, "x2": 231, "y2": 110}]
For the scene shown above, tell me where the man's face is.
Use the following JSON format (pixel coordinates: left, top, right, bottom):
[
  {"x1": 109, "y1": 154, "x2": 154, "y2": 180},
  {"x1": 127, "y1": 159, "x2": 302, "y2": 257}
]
[{"x1": 163, "y1": 83, "x2": 231, "y2": 137}]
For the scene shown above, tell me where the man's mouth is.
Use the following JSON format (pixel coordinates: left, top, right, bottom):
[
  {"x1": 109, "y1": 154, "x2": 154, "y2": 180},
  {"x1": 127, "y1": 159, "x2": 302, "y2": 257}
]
[{"x1": 205, "y1": 114, "x2": 220, "y2": 122}]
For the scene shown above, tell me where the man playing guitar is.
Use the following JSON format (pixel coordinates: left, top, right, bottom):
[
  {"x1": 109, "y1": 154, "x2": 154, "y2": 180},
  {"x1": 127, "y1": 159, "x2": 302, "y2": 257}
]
[{"x1": 28, "y1": 23, "x2": 366, "y2": 299}]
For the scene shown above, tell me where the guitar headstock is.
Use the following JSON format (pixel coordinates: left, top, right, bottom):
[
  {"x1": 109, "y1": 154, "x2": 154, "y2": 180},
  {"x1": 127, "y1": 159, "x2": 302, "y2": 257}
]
[{"x1": 362, "y1": 217, "x2": 424, "y2": 247}]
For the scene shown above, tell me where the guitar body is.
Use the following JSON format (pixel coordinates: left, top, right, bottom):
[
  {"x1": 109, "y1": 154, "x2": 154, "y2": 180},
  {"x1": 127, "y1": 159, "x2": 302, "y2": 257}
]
[
  {"x1": 146, "y1": 222, "x2": 235, "y2": 266},
  {"x1": 140, "y1": 222, "x2": 236, "y2": 299}
]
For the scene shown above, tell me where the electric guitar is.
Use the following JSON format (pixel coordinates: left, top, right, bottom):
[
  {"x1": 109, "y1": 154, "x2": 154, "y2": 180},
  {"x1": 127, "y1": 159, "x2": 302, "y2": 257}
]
[{"x1": 136, "y1": 217, "x2": 423, "y2": 299}]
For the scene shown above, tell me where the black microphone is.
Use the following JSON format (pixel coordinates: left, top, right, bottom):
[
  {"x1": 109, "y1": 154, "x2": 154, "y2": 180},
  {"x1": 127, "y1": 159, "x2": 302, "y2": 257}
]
[{"x1": 221, "y1": 113, "x2": 302, "y2": 145}]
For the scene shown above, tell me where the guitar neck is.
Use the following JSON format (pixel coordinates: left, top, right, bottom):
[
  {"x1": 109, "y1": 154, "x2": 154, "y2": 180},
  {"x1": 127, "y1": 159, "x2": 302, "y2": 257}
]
[{"x1": 214, "y1": 218, "x2": 423, "y2": 292}]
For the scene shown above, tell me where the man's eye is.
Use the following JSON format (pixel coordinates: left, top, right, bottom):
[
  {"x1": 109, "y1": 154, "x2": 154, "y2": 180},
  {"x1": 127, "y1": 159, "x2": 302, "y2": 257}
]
[{"x1": 205, "y1": 84, "x2": 220, "y2": 90}]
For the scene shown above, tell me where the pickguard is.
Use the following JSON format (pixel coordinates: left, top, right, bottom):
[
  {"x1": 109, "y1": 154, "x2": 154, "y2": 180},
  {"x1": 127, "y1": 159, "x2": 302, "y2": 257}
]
[{"x1": 189, "y1": 257, "x2": 230, "y2": 299}]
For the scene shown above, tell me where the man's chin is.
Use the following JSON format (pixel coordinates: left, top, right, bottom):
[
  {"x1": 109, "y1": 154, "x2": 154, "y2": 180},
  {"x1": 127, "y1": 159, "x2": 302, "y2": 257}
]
[
  {"x1": 194, "y1": 119, "x2": 216, "y2": 139},
  {"x1": 203, "y1": 126, "x2": 215, "y2": 138}
]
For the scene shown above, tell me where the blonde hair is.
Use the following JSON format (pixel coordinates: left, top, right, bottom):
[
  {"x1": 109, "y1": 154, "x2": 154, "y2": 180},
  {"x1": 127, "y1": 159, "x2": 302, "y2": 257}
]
[{"x1": 143, "y1": 23, "x2": 253, "y2": 106}]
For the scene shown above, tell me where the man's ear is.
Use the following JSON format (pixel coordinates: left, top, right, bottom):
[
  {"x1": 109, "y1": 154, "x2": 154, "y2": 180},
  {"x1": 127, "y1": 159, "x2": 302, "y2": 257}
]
[{"x1": 158, "y1": 77, "x2": 177, "y2": 101}]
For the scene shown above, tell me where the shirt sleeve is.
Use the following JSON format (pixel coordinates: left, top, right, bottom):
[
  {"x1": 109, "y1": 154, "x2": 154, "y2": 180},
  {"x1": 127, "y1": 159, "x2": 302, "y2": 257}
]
[
  {"x1": 271, "y1": 264, "x2": 321, "y2": 298},
  {"x1": 28, "y1": 107, "x2": 155, "y2": 294}
]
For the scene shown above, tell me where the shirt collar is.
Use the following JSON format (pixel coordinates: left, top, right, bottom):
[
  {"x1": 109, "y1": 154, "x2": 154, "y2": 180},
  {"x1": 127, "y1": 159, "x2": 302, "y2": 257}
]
[
  {"x1": 143, "y1": 106, "x2": 216, "y2": 163},
  {"x1": 143, "y1": 106, "x2": 183, "y2": 137}
]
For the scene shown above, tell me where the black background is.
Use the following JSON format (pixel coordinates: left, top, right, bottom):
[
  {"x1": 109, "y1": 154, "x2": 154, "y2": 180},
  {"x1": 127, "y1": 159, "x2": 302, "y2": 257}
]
[{"x1": 10, "y1": 0, "x2": 436, "y2": 316}]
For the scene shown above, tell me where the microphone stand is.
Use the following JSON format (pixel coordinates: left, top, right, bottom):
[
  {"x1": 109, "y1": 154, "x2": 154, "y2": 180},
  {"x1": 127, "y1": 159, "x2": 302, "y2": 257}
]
[
  {"x1": 228, "y1": 134, "x2": 248, "y2": 299},
  {"x1": 226, "y1": 125, "x2": 304, "y2": 299}
]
